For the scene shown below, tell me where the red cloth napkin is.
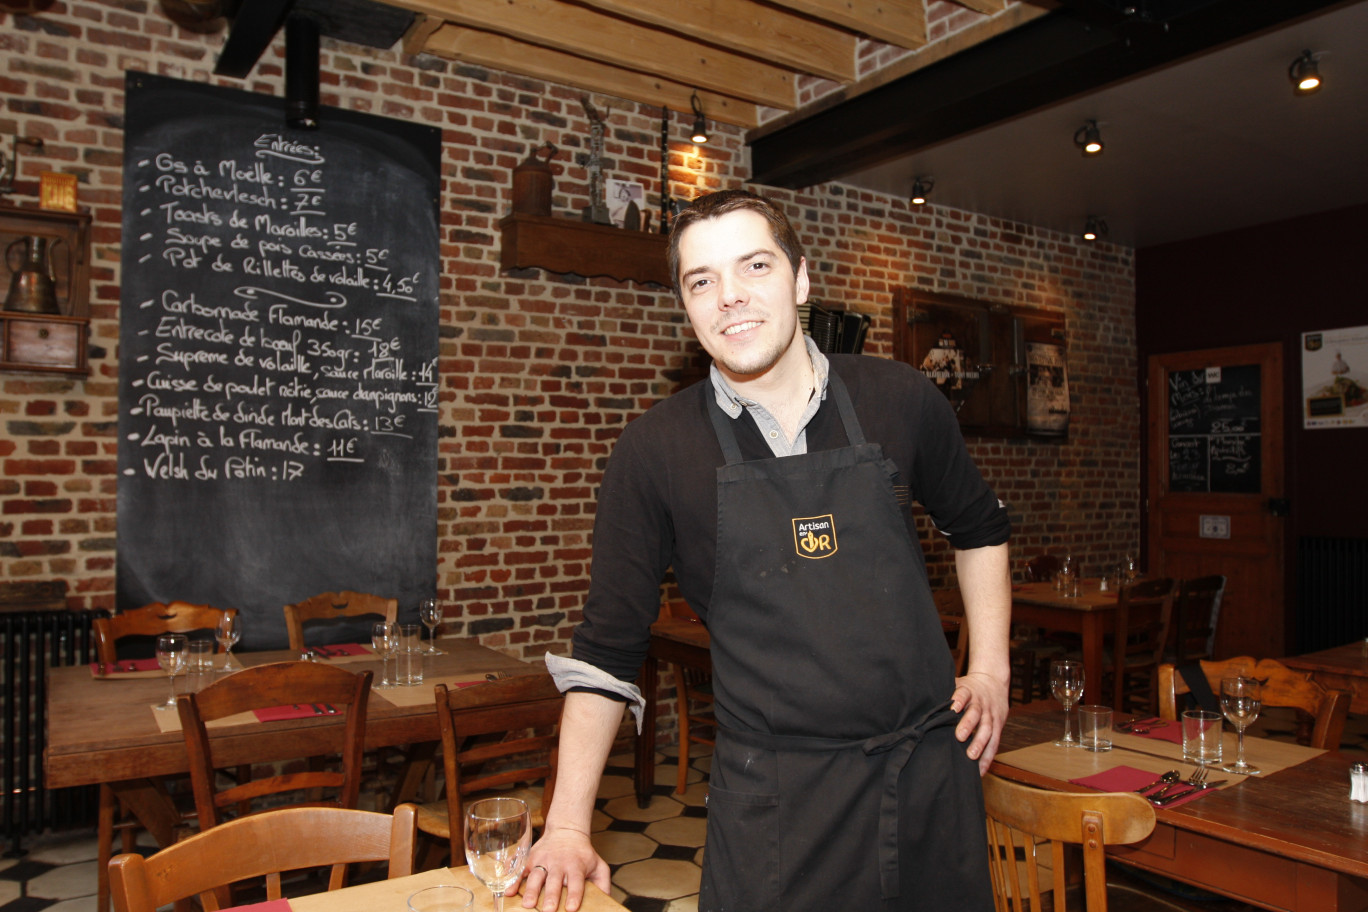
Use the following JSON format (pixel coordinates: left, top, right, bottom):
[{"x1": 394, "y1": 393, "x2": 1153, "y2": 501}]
[
  {"x1": 219, "y1": 899, "x2": 291, "y2": 912},
  {"x1": 1071, "y1": 765, "x2": 1216, "y2": 808},
  {"x1": 1129, "y1": 721, "x2": 1184, "y2": 745},
  {"x1": 253, "y1": 704, "x2": 341, "y2": 722},
  {"x1": 89, "y1": 658, "x2": 161, "y2": 675},
  {"x1": 311, "y1": 643, "x2": 370, "y2": 657}
]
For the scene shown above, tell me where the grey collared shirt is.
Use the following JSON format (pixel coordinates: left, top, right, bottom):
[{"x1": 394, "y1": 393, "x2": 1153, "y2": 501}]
[{"x1": 710, "y1": 336, "x2": 831, "y2": 457}]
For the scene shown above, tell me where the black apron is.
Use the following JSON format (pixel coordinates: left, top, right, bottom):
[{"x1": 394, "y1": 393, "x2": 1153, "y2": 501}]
[{"x1": 697, "y1": 373, "x2": 993, "y2": 912}]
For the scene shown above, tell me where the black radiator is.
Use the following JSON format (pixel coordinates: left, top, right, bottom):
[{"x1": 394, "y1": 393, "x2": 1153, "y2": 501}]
[
  {"x1": 1, "y1": 609, "x2": 105, "y2": 855},
  {"x1": 1296, "y1": 536, "x2": 1368, "y2": 654}
]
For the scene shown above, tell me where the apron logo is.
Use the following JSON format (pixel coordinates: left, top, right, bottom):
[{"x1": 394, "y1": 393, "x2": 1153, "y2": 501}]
[{"x1": 792, "y1": 515, "x2": 838, "y2": 559}]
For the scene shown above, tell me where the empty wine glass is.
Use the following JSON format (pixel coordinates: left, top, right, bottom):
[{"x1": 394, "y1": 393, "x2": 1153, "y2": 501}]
[
  {"x1": 419, "y1": 598, "x2": 443, "y2": 655},
  {"x1": 1057, "y1": 553, "x2": 1077, "y2": 596},
  {"x1": 215, "y1": 613, "x2": 242, "y2": 672},
  {"x1": 1221, "y1": 675, "x2": 1262, "y2": 775},
  {"x1": 1122, "y1": 553, "x2": 1140, "y2": 585},
  {"x1": 1050, "y1": 657, "x2": 1085, "y2": 747},
  {"x1": 465, "y1": 797, "x2": 531, "y2": 912},
  {"x1": 371, "y1": 621, "x2": 396, "y2": 688},
  {"x1": 155, "y1": 634, "x2": 187, "y2": 710}
]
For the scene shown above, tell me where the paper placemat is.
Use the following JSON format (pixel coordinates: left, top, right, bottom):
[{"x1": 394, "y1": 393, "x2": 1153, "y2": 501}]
[
  {"x1": 997, "y1": 728, "x2": 1323, "y2": 786},
  {"x1": 152, "y1": 704, "x2": 264, "y2": 734},
  {"x1": 371, "y1": 674, "x2": 491, "y2": 708}
]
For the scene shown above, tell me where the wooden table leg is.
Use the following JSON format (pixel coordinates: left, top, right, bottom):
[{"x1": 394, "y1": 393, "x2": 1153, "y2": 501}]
[{"x1": 634, "y1": 658, "x2": 659, "y2": 808}]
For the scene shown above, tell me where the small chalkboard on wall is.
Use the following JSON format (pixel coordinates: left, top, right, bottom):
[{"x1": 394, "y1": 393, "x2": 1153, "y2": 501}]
[
  {"x1": 1166, "y1": 364, "x2": 1261, "y2": 494},
  {"x1": 116, "y1": 73, "x2": 442, "y2": 649}
]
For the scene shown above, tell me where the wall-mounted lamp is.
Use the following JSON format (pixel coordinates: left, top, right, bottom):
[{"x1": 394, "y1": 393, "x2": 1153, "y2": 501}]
[
  {"x1": 0, "y1": 135, "x2": 45, "y2": 196},
  {"x1": 1073, "y1": 120, "x2": 1104, "y2": 157},
  {"x1": 1289, "y1": 50, "x2": 1322, "y2": 96},
  {"x1": 1082, "y1": 215, "x2": 1108, "y2": 241},
  {"x1": 909, "y1": 177, "x2": 934, "y2": 206},
  {"x1": 689, "y1": 91, "x2": 709, "y2": 144}
]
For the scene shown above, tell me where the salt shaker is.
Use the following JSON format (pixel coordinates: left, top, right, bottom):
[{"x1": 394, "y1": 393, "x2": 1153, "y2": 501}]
[{"x1": 1351, "y1": 762, "x2": 1368, "y2": 803}]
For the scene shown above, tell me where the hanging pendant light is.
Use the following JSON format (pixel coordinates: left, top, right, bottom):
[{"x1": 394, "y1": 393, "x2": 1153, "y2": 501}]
[{"x1": 689, "y1": 91, "x2": 709, "y2": 144}]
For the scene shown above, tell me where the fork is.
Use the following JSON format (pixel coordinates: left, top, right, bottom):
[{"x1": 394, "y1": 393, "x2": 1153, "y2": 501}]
[{"x1": 1152, "y1": 767, "x2": 1206, "y2": 800}]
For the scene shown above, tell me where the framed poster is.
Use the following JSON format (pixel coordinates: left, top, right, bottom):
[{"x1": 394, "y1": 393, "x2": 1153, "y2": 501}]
[{"x1": 1302, "y1": 325, "x2": 1368, "y2": 429}]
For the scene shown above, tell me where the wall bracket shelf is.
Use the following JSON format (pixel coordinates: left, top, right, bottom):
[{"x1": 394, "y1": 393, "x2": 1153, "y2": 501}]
[{"x1": 499, "y1": 213, "x2": 671, "y2": 287}]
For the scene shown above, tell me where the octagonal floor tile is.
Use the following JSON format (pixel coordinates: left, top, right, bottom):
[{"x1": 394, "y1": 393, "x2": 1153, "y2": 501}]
[
  {"x1": 592, "y1": 830, "x2": 659, "y2": 866},
  {"x1": 612, "y1": 858, "x2": 700, "y2": 900}
]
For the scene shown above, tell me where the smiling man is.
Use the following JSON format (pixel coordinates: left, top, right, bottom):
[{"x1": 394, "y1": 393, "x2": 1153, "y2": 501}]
[{"x1": 522, "y1": 189, "x2": 1012, "y2": 912}]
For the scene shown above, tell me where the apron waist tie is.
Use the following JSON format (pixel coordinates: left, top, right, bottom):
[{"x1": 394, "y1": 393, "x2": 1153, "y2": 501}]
[
  {"x1": 719, "y1": 700, "x2": 961, "y2": 901},
  {"x1": 863, "y1": 700, "x2": 961, "y2": 900}
]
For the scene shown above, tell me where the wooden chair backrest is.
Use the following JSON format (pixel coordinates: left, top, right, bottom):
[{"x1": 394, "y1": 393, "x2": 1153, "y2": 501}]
[
  {"x1": 177, "y1": 661, "x2": 372, "y2": 828},
  {"x1": 108, "y1": 804, "x2": 416, "y2": 912},
  {"x1": 1170, "y1": 575, "x2": 1225, "y2": 664},
  {"x1": 982, "y1": 774, "x2": 1155, "y2": 912},
  {"x1": 1111, "y1": 578, "x2": 1175, "y2": 711},
  {"x1": 434, "y1": 673, "x2": 563, "y2": 861},
  {"x1": 95, "y1": 601, "x2": 234, "y2": 665},
  {"x1": 283, "y1": 590, "x2": 398, "y2": 654},
  {"x1": 1024, "y1": 554, "x2": 1061, "y2": 583},
  {"x1": 1157, "y1": 657, "x2": 1350, "y2": 750}
]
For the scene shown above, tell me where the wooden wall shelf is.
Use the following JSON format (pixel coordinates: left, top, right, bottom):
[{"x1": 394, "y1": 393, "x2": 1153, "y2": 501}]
[
  {"x1": 0, "y1": 202, "x2": 91, "y2": 375},
  {"x1": 499, "y1": 213, "x2": 671, "y2": 288}
]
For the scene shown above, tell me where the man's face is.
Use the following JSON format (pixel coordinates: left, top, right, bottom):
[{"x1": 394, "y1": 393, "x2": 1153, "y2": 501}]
[{"x1": 675, "y1": 209, "x2": 809, "y2": 383}]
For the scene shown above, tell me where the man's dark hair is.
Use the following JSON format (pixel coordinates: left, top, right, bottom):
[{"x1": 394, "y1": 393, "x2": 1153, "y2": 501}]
[{"x1": 667, "y1": 189, "x2": 804, "y2": 299}]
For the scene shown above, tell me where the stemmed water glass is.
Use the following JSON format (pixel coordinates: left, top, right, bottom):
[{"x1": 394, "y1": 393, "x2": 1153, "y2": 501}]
[
  {"x1": 215, "y1": 612, "x2": 242, "y2": 672},
  {"x1": 371, "y1": 621, "x2": 397, "y2": 688},
  {"x1": 465, "y1": 796, "x2": 531, "y2": 912},
  {"x1": 155, "y1": 634, "x2": 187, "y2": 710},
  {"x1": 1050, "y1": 657, "x2": 1085, "y2": 747},
  {"x1": 419, "y1": 598, "x2": 443, "y2": 655},
  {"x1": 1221, "y1": 675, "x2": 1262, "y2": 775}
]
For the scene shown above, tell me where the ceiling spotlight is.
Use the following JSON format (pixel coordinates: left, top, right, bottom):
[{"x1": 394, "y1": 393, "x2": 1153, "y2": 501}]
[
  {"x1": 1082, "y1": 215, "x2": 1108, "y2": 241},
  {"x1": 1073, "y1": 120, "x2": 1104, "y2": 157},
  {"x1": 1289, "y1": 50, "x2": 1322, "y2": 95},
  {"x1": 910, "y1": 177, "x2": 934, "y2": 206},
  {"x1": 689, "y1": 91, "x2": 709, "y2": 144}
]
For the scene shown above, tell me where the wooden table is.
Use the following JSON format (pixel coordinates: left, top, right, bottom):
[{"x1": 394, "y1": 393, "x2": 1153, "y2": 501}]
[
  {"x1": 633, "y1": 616, "x2": 710, "y2": 807},
  {"x1": 993, "y1": 703, "x2": 1368, "y2": 911},
  {"x1": 1012, "y1": 579, "x2": 1119, "y2": 708},
  {"x1": 289, "y1": 864, "x2": 628, "y2": 911},
  {"x1": 1283, "y1": 641, "x2": 1368, "y2": 715},
  {"x1": 46, "y1": 640, "x2": 533, "y2": 850}
]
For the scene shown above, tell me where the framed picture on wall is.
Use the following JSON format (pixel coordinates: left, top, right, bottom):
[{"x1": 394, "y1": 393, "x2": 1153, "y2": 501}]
[{"x1": 1302, "y1": 325, "x2": 1368, "y2": 429}]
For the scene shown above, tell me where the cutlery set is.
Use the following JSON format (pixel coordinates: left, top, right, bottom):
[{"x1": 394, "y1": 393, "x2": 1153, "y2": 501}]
[
  {"x1": 1135, "y1": 767, "x2": 1226, "y2": 805},
  {"x1": 291, "y1": 703, "x2": 338, "y2": 715}
]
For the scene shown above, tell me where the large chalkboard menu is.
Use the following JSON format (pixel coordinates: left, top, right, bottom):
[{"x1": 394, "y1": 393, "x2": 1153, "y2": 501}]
[
  {"x1": 1167, "y1": 364, "x2": 1261, "y2": 494},
  {"x1": 117, "y1": 73, "x2": 441, "y2": 649}
]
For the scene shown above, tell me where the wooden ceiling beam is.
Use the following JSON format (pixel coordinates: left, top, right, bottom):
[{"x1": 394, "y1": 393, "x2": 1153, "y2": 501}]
[
  {"x1": 764, "y1": 0, "x2": 926, "y2": 49},
  {"x1": 418, "y1": 25, "x2": 761, "y2": 128},
  {"x1": 577, "y1": 0, "x2": 855, "y2": 84},
  {"x1": 951, "y1": 0, "x2": 1006, "y2": 12},
  {"x1": 383, "y1": 0, "x2": 796, "y2": 109}
]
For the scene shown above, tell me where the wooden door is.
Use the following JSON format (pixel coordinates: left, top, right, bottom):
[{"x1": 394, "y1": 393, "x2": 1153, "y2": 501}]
[{"x1": 1147, "y1": 343, "x2": 1286, "y2": 659}]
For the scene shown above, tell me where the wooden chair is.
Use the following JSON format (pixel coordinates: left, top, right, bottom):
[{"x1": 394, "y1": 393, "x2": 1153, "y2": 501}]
[
  {"x1": 415, "y1": 673, "x2": 563, "y2": 865},
  {"x1": 108, "y1": 804, "x2": 417, "y2": 912},
  {"x1": 94, "y1": 600, "x2": 235, "y2": 666},
  {"x1": 1168, "y1": 575, "x2": 1225, "y2": 664},
  {"x1": 663, "y1": 598, "x2": 715, "y2": 794},
  {"x1": 177, "y1": 661, "x2": 372, "y2": 829},
  {"x1": 92, "y1": 600, "x2": 237, "y2": 912},
  {"x1": 1157, "y1": 657, "x2": 1350, "y2": 750},
  {"x1": 1024, "y1": 554, "x2": 1061, "y2": 583},
  {"x1": 283, "y1": 589, "x2": 398, "y2": 655},
  {"x1": 1106, "y1": 577, "x2": 1175, "y2": 714},
  {"x1": 983, "y1": 773, "x2": 1156, "y2": 912},
  {"x1": 931, "y1": 587, "x2": 970, "y2": 676}
]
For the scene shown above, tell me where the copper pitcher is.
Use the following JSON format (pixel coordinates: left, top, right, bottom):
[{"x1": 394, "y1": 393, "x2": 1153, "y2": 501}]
[{"x1": 5, "y1": 235, "x2": 61, "y2": 314}]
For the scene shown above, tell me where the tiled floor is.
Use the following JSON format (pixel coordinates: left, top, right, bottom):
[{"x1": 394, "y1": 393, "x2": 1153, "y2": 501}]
[{"x1": 3, "y1": 709, "x2": 1364, "y2": 912}]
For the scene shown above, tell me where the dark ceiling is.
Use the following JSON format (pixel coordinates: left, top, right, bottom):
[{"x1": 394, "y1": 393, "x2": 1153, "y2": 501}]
[{"x1": 751, "y1": 0, "x2": 1368, "y2": 249}]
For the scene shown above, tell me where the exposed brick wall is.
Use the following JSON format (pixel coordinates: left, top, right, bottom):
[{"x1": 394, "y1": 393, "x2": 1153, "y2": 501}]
[{"x1": 1, "y1": 3, "x2": 1138, "y2": 692}]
